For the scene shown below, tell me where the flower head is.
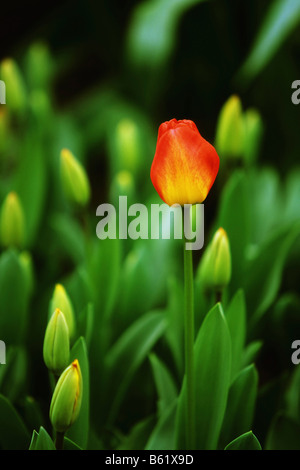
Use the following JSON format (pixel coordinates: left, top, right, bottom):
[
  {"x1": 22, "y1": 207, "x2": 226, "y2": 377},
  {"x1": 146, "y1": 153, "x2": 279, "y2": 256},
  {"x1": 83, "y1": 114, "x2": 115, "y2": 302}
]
[
  {"x1": 50, "y1": 359, "x2": 83, "y2": 433},
  {"x1": 150, "y1": 119, "x2": 219, "y2": 206},
  {"x1": 43, "y1": 308, "x2": 70, "y2": 376}
]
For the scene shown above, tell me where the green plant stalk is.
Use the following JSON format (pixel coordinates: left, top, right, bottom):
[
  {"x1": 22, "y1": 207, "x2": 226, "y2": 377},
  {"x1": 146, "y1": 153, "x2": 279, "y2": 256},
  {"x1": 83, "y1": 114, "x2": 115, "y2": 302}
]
[
  {"x1": 183, "y1": 238, "x2": 195, "y2": 449},
  {"x1": 55, "y1": 431, "x2": 64, "y2": 450}
]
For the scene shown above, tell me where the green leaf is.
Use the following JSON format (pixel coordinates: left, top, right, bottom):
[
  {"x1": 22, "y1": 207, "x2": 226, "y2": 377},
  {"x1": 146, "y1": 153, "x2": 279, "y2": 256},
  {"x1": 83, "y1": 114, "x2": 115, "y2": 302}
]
[
  {"x1": 246, "y1": 223, "x2": 300, "y2": 325},
  {"x1": 175, "y1": 303, "x2": 231, "y2": 450},
  {"x1": 63, "y1": 436, "x2": 83, "y2": 450},
  {"x1": 29, "y1": 427, "x2": 55, "y2": 450},
  {"x1": 67, "y1": 337, "x2": 90, "y2": 450},
  {"x1": 50, "y1": 213, "x2": 86, "y2": 266},
  {"x1": 149, "y1": 353, "x2": 178, "y2": 416},
  {"x1": 117, "y1": 415, "x2": 156, "y2": 450},
  {"x1": 126, "y1": 0, "x2": 207, "y2": 68},
  {"x1": 145, "y1": 400, "x2": 177, "y2": 450},
  {"x1": 238, "y1": 0, "x2": 300, "y2": 84},
  {"x1": 216, "y1": 170, "x2": 251, "y2": 295},
  {"x1": 242, "y1": 340, "x2": 263, "y2": 369},
  {"x1": 265, "y1": 412, "x2": 300, "y2": 450},
  {"x1": 105, "y1": 310, "x2": 167, "y2": 425},
  {"x1": 0, "y1": 249, "x2": 29, "y2": 344},
  {"x1": 0, "y1": 394, "x2": 30, "y2": 450},
  {"x1": 219, "y1": 365, "x2": 258, "y2": 449},
  {"x1": 225, "y1": 289, "x2": 246, "y2": 381},
  {"x1": 88, "y1": 237, "x2": 121, "y2": 324},
  {"x1": 15, "y1": 135, "x2": 47, "y2": 246},
  {"x1": 165, "y1": 277, "x2": 184, "y2": 376},
  {"x1": 0, "y1": 346, "x2": 28, "y2": 403},
  {"x1": 225, "y1": 431, "x2": 262, "y2": 450}
]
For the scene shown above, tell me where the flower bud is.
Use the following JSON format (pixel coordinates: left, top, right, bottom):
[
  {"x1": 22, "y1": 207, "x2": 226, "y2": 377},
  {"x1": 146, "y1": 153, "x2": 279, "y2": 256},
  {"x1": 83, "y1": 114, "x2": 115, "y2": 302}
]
[
  {"x1": 215, "y1": 95, "x2": 244, "y2": 159},
  {"x1": 199, "y1": 227, "x2": 231, "y2": 292},
  {"x1": 115, "y1": 119, "x2": 141, "y2": 174},
  {"x1": 109, "y1": 170, "x2": 135, "y2": 206},
  {"x1": 19, "y1": 251, "x2": 34, "y2": 295},
  {"x1": 60, "y1": 148, "x2": 91, "y2": 206},
  {"x1": 43, "y1": 309, "x2": 70, "y2": 376},
  {"x1": 25, "y1": 42, "x2": 53, "y2": 91},
  {"x1": 0, "y1": 58, "x2": 27, "y2": 114},
  {"x1": 49, "y1": 284, "x2": 75, "y2": 340},
  {"x1": 50, "y1": 359, "x2": 83, "y2": 433},
  {"x1": 0, "y1": 192, "x2": 25, "y2": 248},
  {"x1": 243, "y1": 108, "x2": 263, "y2": 165}
]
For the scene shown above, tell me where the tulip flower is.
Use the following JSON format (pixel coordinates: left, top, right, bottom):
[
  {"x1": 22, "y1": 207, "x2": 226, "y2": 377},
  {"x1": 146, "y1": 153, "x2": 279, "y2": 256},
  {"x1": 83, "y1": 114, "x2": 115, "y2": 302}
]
[
  {"x1": 150, "y1": 119, "x2": 219, "y2": 206},
  {"x1": 43, "y1": 309, "x2": 70, "y2": 376},
  {"x1": 0, "y1": 58, "x2": 27, "y2": 114},
  {"x1": 0, "y1": 192, "x2": 25, "y2": 248},
  {"x1": 199, "y1": 227, "x2": 231, "y2": 296},
  {"x1": 49, "y1": 284, "x2": 76, "y2": 340},
  {"x1": 50, "y1": 359, "x2": 83, "y2": 436},
  {"x1": 60, "y1": 148, "x2": 91, "y2": 206},
  {"x1": 215, "y1": 95, "x2": 244, "y2": 159}
]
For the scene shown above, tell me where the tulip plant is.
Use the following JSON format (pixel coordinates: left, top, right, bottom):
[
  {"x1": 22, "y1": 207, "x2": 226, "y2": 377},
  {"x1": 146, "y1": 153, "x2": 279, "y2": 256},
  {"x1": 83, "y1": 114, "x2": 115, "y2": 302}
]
[{"x1": 0, "y1": 28, "x2": 300, "y2": 453}]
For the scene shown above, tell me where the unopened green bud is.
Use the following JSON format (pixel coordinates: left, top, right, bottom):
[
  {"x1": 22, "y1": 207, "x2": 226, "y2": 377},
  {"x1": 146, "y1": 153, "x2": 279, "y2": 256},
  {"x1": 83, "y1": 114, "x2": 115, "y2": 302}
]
[
  {"x1": 199, "y1": 227, "x2": 231, "y2": 292},
  {"x1": 60, "y1": 148, "x2": 91, "y2": 206},
  {"x1": 0, "y1": 192, "x2": 25, "y2": 248},
  {"x1": 49, "y1": 284, "x2": 75, "y2": 340},
  {"x1": 215, "y1": 95, "x2": 244, "y2": 158},
  {"x1": 243, "y1": 109, "x2": 263, "y2": 165},
  {"x1": 19, "y1": 251, "x2": 34, "y2": 294},
  {"x1": 0, "y1": 59, "x2": 27, "y2": 114},
  {"x1": 115, "y1": 119, "x2": 141, "y2": 174},
  {"x1": 50, "y1": 359, "x2": 82, "y2": 433},
  {"x1": 0, "y1": 109, "x2": 8, "y2": 152},
  {"x1": 25, "y1": 42, "x2": 53, "y2": 91},
  {"x1": 43, "y1": 309, "x2": 70, "y2": 376},
  {"x1": 110, "y1": 170, "x2": 135, "y2": 205}
]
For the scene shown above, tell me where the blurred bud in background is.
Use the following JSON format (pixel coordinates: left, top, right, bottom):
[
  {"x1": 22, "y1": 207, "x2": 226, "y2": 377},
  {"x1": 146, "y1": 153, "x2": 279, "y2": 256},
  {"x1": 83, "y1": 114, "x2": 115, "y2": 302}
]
[
  {"x1": 60, "y1": 148, "x2": 91, "y2": 207},
  {"x1": 49, "y1": 284, "x2": 76, "y2": 340},
  {"x1": 24, "y1": 42, "x2": 54, "y2": 92},
  {"x1": 243, "y1": 108, "x2": 263, "y2": 165},
  {"x1": 0, "y1": 110, "x2": 9, "y2": 153},
  {"x1": 215, "y1": 95, "x2": 244, "y2": 160},
  {"x1": 0, "y1": 59, "x2": 27, "y2": 115},
  {"x1": 0, "y1": 192, "x2": 26, "y2": 249},
  {"x1": 114, "y1": 119, "x2": 141, "y2": 174},
  {"x1": 19, "y1": 251, "x2": 34, "y2": 296},
  {"x1": 109, "y1": 170, "x2": 135, "y2": 207},
  {"x1": 198, "y1": 227, "x2": 231, "y2": 296},
  {"x1": 43, "y1": 308, "x2": 70, "y2": 377},
  {"x1": 50, "y1": 359, "x2": 82, "y2": 433}
]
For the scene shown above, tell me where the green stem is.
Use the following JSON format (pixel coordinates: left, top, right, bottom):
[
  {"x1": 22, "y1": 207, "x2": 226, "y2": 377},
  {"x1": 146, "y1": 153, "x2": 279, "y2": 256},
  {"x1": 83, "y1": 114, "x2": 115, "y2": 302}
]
[
  {"x1": 55, "y1": 431, "x2": 65, "y2": 450},
  {"x1": 183, "y1": 236, "x2": 195, "y2": 450}
]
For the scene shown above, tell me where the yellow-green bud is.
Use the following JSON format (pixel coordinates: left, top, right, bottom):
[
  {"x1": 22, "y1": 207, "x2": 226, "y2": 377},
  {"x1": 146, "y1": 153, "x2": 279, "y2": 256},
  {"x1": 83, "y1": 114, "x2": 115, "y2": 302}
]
[
  {"x1": 43, "y1": 309, "x2": 70, "y2": 376},
  {"x1": 49, "y1": 284, "x2": 76, "y2": 340},
  {"x1": 0, "y1": 58, "x2": 27, "y2": 114},
  {"x1": 25, "y1": 42, "x2": 53, "y2": 91},
  {"x1": 60, "y1": 148, "x2": 91, "y2": 206},
  {"x1": 0, "y1": 192, "x2": 25, "y2": 248},
  {"x1": 19, "y1": 251, "x2": 34, "y2": 294},
  {"x1": 199, "y1": 227, "x2": 231, "y2": 292},
  {"x1": 215, "y1": 95, "x2": 244, "y2": 158},
  {"x1": 50, "y1": 359, "x2": 82, "y2": 433},
  {"x1": 115, "y1": 119, "x2": 141, "y2": 174},
  {"x1": 243, "y1": 108, "x2": 263, "y2": 165},
  {"x1": 109, "y1": 170, "x2": 135, "y2": 205}
]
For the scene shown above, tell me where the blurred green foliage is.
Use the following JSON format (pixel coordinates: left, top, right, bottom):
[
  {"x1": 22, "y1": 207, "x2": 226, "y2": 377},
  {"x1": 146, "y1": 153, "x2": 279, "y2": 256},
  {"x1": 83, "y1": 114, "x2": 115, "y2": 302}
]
[{"x1": 0, "y1": 0, "x2": 299, "y2": 450}]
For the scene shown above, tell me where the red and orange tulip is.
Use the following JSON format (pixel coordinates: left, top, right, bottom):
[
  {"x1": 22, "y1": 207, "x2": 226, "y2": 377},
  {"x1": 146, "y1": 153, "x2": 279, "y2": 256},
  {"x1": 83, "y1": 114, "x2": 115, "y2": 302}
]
[{"x1": 150, "y1": 119, "x2": 219, "y2": 206}]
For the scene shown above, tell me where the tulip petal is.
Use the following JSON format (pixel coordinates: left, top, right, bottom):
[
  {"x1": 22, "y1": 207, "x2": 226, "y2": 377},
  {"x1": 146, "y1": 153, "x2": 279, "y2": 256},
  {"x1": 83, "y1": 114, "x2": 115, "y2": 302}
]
[{"x1": 151, "y1": 119, "x2": 219, "y2": 206}]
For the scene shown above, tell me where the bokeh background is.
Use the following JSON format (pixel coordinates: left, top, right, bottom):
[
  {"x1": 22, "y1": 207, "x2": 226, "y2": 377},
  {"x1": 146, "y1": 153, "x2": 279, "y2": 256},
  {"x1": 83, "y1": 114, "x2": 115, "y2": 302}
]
[{"x1": 0, "y1": 0, "x2": 300, "y2": 450}]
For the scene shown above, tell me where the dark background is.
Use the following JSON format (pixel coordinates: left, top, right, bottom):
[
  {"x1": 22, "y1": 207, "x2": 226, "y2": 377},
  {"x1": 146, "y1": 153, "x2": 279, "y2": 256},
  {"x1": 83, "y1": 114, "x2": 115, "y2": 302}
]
[{"x1": 1, "y1": 0, "x2": 299, "y2": 173}]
